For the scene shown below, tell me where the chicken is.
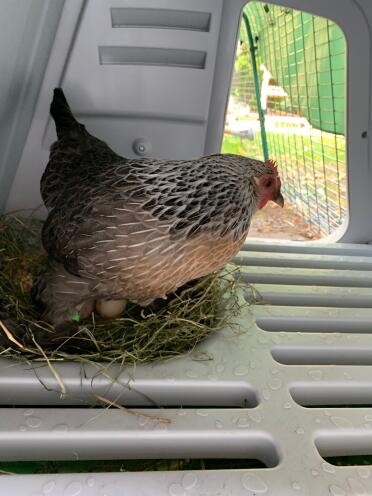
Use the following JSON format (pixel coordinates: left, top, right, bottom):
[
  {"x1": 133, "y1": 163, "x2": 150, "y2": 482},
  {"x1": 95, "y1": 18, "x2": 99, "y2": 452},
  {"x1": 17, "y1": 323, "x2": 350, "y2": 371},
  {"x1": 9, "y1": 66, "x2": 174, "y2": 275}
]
[{"x1": 33, "y1": 88, "x2": 284, "y2": 329}]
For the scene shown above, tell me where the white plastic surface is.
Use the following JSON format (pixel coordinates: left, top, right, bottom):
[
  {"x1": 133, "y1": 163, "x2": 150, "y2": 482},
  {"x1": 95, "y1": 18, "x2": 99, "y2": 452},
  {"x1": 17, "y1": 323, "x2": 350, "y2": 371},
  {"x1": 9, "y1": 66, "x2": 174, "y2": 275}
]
[{"x1": 1, "y1": 240, "x2": 372, "y2": 494}]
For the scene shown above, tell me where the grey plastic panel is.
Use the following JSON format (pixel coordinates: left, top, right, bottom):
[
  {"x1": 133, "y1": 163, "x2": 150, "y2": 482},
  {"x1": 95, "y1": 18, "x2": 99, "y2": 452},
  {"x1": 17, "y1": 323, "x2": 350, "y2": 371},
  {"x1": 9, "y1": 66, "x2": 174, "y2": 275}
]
[
  {"x1": 5, "y1": 0, "x2": 224, "y2": 214},
  {"x1": 2, "y1": 240, "x2": 372, "y2": 494},
  {"x1": 0, "y1": 0, "x2": 64, "y2": 212}
]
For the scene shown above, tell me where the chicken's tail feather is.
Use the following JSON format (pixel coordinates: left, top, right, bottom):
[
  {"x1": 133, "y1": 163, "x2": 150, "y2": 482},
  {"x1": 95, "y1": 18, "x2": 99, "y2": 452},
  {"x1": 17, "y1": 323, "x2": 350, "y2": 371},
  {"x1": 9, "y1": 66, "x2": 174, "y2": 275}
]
[{"x1": 50, "y1": 88, "x2": 81, "y2": 139}]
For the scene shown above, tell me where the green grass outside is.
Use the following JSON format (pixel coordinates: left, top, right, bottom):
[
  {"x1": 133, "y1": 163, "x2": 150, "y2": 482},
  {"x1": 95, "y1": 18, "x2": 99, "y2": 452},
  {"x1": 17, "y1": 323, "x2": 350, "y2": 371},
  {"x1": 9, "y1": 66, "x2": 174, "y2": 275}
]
[
  {"x1": 0, "y1": 458, "x2": 265, "y2": 475},
  {"x1": 1, "y1": 456, "x2": 371, "y2": 475},
  {"x1": 222, "y1": 130, "x2": 346, "y2": 232}
]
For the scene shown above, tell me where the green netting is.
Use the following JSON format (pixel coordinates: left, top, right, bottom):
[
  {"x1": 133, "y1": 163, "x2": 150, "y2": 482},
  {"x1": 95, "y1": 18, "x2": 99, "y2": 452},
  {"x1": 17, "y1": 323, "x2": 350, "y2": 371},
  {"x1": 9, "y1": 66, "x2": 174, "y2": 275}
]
[
  {"x1": 247, "y1": 3, "x2": 345, "y2": 134},
  {"x1": 222, "y1": 2, "x2": 347, "y2": 236}
]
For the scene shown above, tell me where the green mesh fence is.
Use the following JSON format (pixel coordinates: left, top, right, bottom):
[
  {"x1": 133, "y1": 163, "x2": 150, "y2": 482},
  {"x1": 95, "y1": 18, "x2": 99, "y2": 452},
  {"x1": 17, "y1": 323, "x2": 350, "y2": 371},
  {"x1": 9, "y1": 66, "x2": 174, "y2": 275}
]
[{"x1": 222, "y1": 2, "x2": 347, "y2": 236}]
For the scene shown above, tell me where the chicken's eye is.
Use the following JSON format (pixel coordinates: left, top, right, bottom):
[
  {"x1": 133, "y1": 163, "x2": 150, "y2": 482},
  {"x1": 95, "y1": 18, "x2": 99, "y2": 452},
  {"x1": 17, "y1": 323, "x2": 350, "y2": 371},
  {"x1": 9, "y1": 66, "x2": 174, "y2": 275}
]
[{"x1": 265, "y1": 179, "x2": 273, "y2": 188}]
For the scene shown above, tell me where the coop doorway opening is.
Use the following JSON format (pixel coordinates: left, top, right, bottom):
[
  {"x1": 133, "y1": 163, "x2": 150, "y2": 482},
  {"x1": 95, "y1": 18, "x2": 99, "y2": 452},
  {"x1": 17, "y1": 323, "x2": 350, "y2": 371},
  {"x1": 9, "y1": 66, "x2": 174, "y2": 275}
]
[{"x1": 223, "y1": 2, "x2": 347, "y2": 241}]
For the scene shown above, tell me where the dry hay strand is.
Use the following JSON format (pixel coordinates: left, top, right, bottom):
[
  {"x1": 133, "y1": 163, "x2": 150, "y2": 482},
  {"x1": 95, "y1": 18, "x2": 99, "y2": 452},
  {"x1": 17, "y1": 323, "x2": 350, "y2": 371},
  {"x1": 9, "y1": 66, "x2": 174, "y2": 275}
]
[{"x1": 0, "y1": 214, "x2": 246, "y2": 367}]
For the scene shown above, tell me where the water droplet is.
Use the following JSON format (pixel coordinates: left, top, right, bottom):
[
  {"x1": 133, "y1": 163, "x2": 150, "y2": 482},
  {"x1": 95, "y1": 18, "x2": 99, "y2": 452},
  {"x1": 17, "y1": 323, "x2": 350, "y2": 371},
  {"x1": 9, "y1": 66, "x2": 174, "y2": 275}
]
[
  {"x1": 283, "y1": 402, "x2": 292, "y2": 409},
  {"x1": 348, "y1": 477, "x2": 368, "y2": 495},
  {"x1": 138, "y1": 416, "x2": 149, "y2": 427},
  {"x1": 215, "y1": 420, "x2": 223, "y2": 429},
  {"x1": 26, "y1": 416, "x2": 42, "y2": 429},
  {"x1": 63, "y1": 482, "x2": 83, "y2": 496},
  {"x1": 241, "y1": 473, "x2": 268, "y2": 493},
  {"x1": 177, "y1": 409, "x2": 187, "y2": 417},
  {"x1": 280, "y1": 331, "x2": 291, "y2": 339},
  {"x1": 328, "y1": 485, "x2": 346, "y2": 496},
  {"x1": 53, "y1": 424, "x2": 69, "y2": 432},
  {"x1": 330, "y1": 416, "x2": 352, "y2": 428},
  {"x1": 315, "y1": 418, "x2": 321, "y2": 424},
  {"x1": 258, "y1": 336, "x2": 269, "y2": 344},
  {"x1": 308, "y1": 370, "x2": 323, "y2": 380},
  {"x1": 250, "y1": 361, "x2": 257, "y2": 369},
  {"x1": 324, "y1": 410, "x2": 332, "y2": 417},
  {"x1": 311, "y1": 469, "x2": 319, "y2": 477},
  {"x1": 357, "y1": 467, "x2": 370, "y2": 479},
  {"x1": 344, "y1": 372, "x2": 353, "y2": 380},
  {"x1": 234, "y1": 365, "x2": 249, "y2": 376},
  {"x1": 262, "y1": 389, "x2": 271, "y2": 400},
  {"x1": 215, "y1": 363, "x2": 225, "y2": 373},
  {"x1": 196, "y1": 409, "x2": 209, "y2": 417},
  {"x1": 43, "y1": 481, "x2": 56, "y2": 493},
  {"x1": 19, "y1": 425, "x2": 27, "y2": 432},
  {"x1": 292, "y1": 481, "x2": 301, "y2": 491},
  {"x1": 207, "y1": 374, "x2": 218, "y2": 381},
  {"x1": 271, "y1": 368, "x2": 279, "y2": 375},
  {"x1": 365, "y1": 414, "x2": 372, "y2": 422},
  {"x1": 268, "y1": 378, "x2": 282, "y2": 390},
  {"x1": 296, "y1": 427, "x2": 305, "y2": 435},
  {"x1": 182, "y1": 473, "x2": 197, "y2": 490},
  {"x1": 24, "y1": 409, "x2": 34, "y2": 417},
  {"x1": 237, "y1": 416, "x2": 250, "y2": 428},
  {"x1": 249, "y1": 411, "x2": 262, "y2": 423},
  {"x1": 322, "y1": 462, "x2": 336, "y2": 474},
  {"x1": 186, "y1": 369, "x2": 198, "y2": 379},
  {"x1": 169, "y1": 483, "x2": 186, "y2": 496},
  {"x1": 231, "y1": 414, "x2": 239, "y2": 424},
  {"x1": 86, "y1": 476, "x2": 96, "y2": 487},
  {"x1": 154, "y1": 422, "x2": 168, "y2": 431}
]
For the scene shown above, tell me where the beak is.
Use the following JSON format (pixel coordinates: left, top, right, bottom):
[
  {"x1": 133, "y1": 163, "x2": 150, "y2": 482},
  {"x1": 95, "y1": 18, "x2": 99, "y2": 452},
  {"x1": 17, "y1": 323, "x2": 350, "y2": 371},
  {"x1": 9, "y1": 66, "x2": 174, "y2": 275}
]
[{"x1": 274, "y1": 191, "x2": 284, "y2": 208}]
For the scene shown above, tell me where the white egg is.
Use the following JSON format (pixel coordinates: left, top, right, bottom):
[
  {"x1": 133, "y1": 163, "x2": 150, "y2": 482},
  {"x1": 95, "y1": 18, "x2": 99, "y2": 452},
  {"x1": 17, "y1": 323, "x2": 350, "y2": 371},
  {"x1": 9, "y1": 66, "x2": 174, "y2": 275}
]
[{"x1": 94, "y1": 299, "x2": 127, "y2": 318}]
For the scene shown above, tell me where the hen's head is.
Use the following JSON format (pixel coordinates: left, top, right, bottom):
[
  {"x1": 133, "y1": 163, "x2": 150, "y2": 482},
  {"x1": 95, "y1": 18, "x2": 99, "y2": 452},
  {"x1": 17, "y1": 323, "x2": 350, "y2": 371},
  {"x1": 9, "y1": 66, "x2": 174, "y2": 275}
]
[{"x1": 254, "y1": 159, "x2": 284, "y2": 210}]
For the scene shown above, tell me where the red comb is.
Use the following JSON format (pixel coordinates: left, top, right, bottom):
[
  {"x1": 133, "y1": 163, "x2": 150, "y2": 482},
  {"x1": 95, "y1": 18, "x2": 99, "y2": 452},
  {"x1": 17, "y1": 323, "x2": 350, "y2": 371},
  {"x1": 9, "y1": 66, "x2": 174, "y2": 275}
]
[{"x1": 266, "y1": 159, "x2": 279, "y2": 176}]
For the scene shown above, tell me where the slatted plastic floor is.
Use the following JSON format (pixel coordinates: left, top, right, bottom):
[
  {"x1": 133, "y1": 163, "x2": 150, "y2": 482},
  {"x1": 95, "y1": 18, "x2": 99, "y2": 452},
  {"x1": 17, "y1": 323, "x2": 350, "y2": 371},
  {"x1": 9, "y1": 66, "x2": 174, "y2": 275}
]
[{"x1": 2, "y1": 239, "x2": 372, "y2": 495}]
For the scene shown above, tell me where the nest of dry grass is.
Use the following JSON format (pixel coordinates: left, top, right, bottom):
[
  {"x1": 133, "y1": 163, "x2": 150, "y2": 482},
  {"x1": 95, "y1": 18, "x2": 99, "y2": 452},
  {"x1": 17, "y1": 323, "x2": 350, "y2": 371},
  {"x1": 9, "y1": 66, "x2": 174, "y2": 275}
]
[{"x1": 0, "y1": 214, "x2": 244, "y2": 367}]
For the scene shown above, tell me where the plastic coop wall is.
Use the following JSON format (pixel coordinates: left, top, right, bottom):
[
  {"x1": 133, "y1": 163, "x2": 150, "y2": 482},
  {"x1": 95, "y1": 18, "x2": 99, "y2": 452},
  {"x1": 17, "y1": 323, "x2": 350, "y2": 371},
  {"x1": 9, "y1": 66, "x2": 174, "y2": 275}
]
[{"x1": 2, "y1": 1, "x2": 372, "y2": 495}]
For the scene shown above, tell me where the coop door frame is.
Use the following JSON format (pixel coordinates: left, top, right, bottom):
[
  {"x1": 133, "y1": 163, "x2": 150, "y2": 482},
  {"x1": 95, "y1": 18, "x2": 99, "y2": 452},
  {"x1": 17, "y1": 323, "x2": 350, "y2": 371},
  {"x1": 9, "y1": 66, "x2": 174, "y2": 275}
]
[{"x1": 206, "y1": 0, "x2": 370, "y2": 244}]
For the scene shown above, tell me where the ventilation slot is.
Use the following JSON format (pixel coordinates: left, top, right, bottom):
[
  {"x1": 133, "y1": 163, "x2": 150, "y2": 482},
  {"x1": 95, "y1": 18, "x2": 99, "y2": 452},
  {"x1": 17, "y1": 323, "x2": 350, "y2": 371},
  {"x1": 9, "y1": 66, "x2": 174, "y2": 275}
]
[
  {"x1": 111, "y1": 8, "x2": 211, "y2": 32},
  {"x1": 272, "y1": 345, "x2": 372, "y2": 365},
  {"x1": 98, "y1": 46, "x2": 206, "y2": 69},
  {"x1": 257, "y1": 315, "x2": 372, "y2": 333},
  {"x1": 245, "y1": 288, "x2": 372, "y2": 308},
  {"x1": 0, "y1": 458, "x2": 267, "y2": 473},
  {"x1": 240, "y1": 269, "x2": 372, "y2": 288},
  {"x1": 240, "y1": 243, "x2": 372, "y2": 257},
  {"x1": 316, "y1": 432, "x2": 372, "y2": 459},
  {"x1": 0, "y1": 381, "x2": 258, "y2": 407},
  {"x1": 290, "y1": 382, "x2": 372, "y2": 406},
  {"x1": 234, "y1": 254, "x2": 372, "y2": 271},
  {"x1": 323, "y1": 456, "x2": 372, "y2": 466}
]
